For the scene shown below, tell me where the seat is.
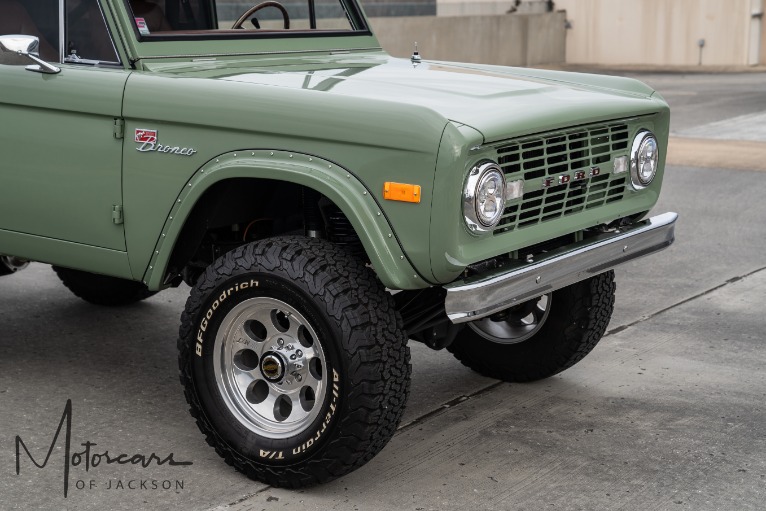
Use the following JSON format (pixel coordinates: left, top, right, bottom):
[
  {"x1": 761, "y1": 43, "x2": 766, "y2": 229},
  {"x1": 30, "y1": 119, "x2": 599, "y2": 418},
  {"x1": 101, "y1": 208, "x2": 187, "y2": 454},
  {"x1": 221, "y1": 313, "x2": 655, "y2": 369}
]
[
  {"x1": 0, "y1": 0, "x2": 57, "y2": 61},
  {"x1": 130, "y1": 0, "x2": 172, "y2": 32}
]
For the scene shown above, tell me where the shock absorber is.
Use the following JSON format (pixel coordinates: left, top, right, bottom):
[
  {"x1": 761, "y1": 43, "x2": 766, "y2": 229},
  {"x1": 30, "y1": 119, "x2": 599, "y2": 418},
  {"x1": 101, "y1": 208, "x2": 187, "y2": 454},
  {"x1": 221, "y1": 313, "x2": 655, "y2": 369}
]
[
  {"x1": 302, "y1": 188, "x2": 322, "y2": 238},
  {"x1": 324, "y1": 205, "x2": 365, "y2": 260}
]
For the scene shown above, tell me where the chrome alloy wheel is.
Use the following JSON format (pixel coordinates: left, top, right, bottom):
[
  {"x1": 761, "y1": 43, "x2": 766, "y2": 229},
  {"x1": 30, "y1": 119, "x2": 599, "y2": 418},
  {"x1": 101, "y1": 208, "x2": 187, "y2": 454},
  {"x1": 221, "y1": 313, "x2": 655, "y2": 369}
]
[
  {"x1": 213, "y1": 296, "x2": 327, "y2": 439},
  {"x1": 0, "y1": 255, "x2": 29, "y2": 273},
  {"x1": 467, "y1": 294, "x2": 551, "y2": 345}
]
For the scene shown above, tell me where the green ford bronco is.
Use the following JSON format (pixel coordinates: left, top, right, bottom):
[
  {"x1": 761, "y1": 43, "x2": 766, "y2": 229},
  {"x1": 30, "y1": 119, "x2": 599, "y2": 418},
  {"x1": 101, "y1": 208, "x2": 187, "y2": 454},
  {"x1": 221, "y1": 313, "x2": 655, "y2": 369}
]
[{"x1": 0, "y1": 0, "x2": 676, "y2": 487}]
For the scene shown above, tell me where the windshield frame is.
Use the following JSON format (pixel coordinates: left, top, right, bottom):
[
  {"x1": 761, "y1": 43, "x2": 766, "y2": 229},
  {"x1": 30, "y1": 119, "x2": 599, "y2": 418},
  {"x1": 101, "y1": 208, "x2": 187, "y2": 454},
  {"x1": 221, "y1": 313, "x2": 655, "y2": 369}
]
[{"x1": 121, "y1": 0, "x2": 371, "y2": 42}]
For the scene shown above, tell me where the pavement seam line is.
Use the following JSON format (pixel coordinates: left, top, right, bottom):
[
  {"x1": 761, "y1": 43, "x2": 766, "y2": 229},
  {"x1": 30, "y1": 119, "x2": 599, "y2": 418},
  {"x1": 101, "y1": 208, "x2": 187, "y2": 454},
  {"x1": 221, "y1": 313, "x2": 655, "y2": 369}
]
[
  {"x1": 396, "y1": 380, "x2": 506, "y2": 433},
  {"x1": 208, "y1": 486, "x2": 273, "y2": 510},
  {"x1": 605, "y1": 265, "x2": 766, "y2": 337}
]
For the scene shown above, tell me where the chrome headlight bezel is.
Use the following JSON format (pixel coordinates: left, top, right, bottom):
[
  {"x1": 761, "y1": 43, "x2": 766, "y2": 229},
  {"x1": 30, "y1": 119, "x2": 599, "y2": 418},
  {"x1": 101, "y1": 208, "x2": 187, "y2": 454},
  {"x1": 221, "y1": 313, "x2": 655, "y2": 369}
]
[
  {"x1": 463, "y1": 161, "x2": 506, "y2": 233},
  {"x1": 630, "y1": 130, "x2": 659, "y2": 189}
]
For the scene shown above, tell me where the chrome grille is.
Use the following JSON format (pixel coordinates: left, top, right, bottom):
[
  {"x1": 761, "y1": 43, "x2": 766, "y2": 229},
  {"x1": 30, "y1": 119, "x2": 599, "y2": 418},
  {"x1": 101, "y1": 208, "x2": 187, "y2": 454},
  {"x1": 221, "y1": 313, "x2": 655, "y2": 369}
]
[
  {"x1": 493, "y1": 122, "x2": 631, "y2": 235},
  {"x1": 494, "y1": 174, "x2": 628, "y2": 234}
]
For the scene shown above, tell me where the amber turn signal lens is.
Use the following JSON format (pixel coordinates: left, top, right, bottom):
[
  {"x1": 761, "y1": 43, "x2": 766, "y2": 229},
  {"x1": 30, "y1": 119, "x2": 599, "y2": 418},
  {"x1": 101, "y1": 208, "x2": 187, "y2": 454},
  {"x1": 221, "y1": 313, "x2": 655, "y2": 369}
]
[{"x1": 383, "y1": 182, "x2": 421, "y2": 203}]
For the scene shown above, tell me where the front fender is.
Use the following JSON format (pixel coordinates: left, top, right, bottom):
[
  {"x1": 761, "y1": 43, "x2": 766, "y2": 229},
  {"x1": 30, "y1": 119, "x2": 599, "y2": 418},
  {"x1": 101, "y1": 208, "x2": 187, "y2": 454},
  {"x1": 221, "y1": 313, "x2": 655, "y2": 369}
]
[{"x1": 140, "y1": 150, "x2": 428, "y2": 291}]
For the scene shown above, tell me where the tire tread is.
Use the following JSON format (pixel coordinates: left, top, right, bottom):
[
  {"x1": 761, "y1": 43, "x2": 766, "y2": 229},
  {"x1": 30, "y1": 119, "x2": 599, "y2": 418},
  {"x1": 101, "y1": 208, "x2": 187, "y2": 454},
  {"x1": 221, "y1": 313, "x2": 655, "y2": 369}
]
[
  {"x1": 448, "y1": 271, "x2": 616, "y2": 382},
  {"x1": 178, "y1": 236, "x2": 411, "y2": 487}
]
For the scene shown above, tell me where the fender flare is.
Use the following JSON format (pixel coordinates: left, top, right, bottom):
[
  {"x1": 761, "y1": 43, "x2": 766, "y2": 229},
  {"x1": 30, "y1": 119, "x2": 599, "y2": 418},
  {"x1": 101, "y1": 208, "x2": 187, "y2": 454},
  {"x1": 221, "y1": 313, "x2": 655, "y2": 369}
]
[{"x1": 141, "y1": 149, "x2": 428, "y2": 291}]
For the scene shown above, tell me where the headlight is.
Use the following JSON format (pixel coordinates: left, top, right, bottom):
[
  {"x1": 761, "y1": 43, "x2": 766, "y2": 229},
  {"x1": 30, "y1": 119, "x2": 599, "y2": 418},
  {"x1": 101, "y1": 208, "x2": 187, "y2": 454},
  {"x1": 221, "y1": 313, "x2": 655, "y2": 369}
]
[
  {"x1": 630, "y1": 131, "x2": 659, "y2": 189},
  {"x1": 463, "y1": 161, "x2": 506, "y2": 233}
]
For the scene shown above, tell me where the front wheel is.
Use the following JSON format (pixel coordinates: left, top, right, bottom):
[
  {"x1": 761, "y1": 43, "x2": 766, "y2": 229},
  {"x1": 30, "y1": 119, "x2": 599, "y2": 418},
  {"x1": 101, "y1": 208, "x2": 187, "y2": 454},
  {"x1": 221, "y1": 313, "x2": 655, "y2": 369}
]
[
  {"x1": 447, "y1": 271, "x2": 616, "y2": 382},
  {"x1": 178, "y1": 236, "x2": 410, "y2": 487}
]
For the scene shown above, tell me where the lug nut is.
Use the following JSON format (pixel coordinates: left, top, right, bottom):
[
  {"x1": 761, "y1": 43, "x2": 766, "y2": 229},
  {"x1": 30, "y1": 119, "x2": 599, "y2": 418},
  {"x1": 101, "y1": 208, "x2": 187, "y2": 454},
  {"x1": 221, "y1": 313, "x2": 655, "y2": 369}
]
[
  {"x1": 296, "y1": 350, "x2": 303, "y2": 357},
  {"x1": 286, "y1": 344, "x2": 294, "y2": 350},
  {"x1": 290, "y1": 354, "x2": 296, "y2": 360}
]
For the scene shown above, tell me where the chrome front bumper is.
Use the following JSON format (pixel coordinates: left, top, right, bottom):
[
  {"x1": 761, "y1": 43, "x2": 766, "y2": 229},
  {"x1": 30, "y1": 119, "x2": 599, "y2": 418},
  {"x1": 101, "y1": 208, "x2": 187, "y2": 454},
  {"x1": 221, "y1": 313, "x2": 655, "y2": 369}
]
[{"x1": 444, "y1": 212, "x2": 678, "y2": 324}]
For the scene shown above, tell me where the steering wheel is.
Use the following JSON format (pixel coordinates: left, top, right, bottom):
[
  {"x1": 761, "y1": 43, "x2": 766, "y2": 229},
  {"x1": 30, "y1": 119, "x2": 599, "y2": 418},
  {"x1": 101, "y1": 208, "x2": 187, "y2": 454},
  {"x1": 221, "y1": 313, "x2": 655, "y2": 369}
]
[{"x1": 232, "y1": 2, "x2": 290, "y2": 30}]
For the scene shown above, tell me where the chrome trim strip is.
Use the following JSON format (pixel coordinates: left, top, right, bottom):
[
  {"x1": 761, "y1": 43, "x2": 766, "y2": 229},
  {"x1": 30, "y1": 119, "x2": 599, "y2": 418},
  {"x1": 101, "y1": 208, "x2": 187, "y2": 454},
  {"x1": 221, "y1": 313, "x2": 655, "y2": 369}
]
[
  {"x1": 132, "y1": 47, "x2": 383, "y2": 62},
  {"x1": 58, "y1": 0, "x2": 65, "y2": 63},
  {"x1": 444, "y1": 212, "x2": 678, "y2": 324}
]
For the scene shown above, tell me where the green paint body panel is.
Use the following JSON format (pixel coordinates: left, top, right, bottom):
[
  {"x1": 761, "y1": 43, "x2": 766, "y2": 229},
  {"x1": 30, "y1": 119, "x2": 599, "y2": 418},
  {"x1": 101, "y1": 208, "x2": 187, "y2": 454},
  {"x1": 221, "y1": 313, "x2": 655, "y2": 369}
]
[
  {"x1": 0, "y1": 0, "x2": 672, "y2": 291},
  {"x1": 140, "y1": 150, "x2": 423, "y2": 290},
  {"x1": 0, "y1": 65, "x2": 128, "y2": 254}
]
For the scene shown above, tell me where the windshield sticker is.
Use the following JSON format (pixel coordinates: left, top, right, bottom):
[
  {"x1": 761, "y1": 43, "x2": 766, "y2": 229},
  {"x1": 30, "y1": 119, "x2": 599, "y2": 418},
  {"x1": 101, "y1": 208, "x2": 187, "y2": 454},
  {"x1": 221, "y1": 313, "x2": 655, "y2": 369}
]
[{"x1": 135, "y1": 18, "x2": 150, "y2": 36}]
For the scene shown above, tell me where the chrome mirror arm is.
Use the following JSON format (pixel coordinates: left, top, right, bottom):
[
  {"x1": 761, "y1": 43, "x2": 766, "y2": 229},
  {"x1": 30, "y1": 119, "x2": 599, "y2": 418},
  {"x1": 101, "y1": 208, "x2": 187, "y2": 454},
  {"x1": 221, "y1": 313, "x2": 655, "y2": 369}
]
[{"x1": 25, "y1": 52, "x2": 61, "y2": 74}]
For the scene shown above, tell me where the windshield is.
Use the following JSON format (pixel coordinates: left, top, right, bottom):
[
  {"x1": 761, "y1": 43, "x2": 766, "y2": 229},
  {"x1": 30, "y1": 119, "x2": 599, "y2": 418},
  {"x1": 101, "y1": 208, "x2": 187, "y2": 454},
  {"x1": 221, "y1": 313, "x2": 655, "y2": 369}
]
[{"x1": 126, "y1": 0, "x2": 368, "y2": 39}]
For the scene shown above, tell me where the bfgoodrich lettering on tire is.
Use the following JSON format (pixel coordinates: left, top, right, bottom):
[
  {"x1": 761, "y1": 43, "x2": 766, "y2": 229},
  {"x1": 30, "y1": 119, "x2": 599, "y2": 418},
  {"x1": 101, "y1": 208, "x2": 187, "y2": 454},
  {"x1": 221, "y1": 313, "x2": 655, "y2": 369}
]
[{"x1": 178, "y1": 236, "x2": 411, "y2": 487}]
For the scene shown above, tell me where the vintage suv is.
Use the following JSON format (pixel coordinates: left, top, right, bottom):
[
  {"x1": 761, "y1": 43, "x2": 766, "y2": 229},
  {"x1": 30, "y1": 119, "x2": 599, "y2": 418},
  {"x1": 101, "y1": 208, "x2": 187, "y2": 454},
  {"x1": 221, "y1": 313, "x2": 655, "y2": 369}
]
[{"x1": 0, "y1": 0, "x2": 676, "y2": 487}]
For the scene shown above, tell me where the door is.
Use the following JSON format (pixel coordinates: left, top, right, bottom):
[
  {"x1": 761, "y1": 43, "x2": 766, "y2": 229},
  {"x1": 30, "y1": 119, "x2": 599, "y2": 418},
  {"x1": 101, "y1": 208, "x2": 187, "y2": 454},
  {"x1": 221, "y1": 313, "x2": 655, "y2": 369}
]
[{"x1": 0, "y1": 0, "x2": 129, "y2": 257}]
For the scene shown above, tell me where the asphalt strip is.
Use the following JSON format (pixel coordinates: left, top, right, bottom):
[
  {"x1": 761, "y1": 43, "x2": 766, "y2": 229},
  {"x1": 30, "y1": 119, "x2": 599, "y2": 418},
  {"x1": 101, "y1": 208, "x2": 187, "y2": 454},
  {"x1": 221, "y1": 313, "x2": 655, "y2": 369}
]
[{"x1": 666, "y1": 137, "x2": 766, "y2": 171}]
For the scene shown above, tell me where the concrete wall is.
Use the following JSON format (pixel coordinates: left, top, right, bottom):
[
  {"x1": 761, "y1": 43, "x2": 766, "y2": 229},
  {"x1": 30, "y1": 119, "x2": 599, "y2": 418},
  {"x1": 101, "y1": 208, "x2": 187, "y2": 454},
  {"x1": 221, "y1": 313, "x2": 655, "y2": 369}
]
[
  {"x1": 361, "y1": 0, "x2": 436, "y2": 17},
  {"x1": 435, "y1": 1, "x2": 508, "y2": 17},
  {"x1": 555, "y1": 0, "x2": 763, "y2": 66},
  {"x1": 760, "y1": 0, "x2": 766, "y2": 64},
  {"x1": 433, "y1": 0, "x2": 552, "y2": 17},
  {"x1": 370, "y1": 11, "x2": 566, "y2": 66}
]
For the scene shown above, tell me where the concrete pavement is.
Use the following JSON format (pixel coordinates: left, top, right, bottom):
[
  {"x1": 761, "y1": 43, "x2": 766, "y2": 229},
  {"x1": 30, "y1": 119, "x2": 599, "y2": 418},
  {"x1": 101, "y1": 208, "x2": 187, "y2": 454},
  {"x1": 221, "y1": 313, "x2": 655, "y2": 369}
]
[{"x1": 1, "y1": 71, "x2": 765, "y2": 510}]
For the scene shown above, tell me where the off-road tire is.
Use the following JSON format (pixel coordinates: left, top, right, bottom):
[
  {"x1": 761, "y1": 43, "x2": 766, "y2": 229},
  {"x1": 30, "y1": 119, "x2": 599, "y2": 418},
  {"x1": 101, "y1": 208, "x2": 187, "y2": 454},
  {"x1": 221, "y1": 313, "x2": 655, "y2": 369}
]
[
  {"x1": 178, "y1": 236, "x2": 411, "y2": 488},
  {"x1": 448, "y1": 271, "x2": 615, "y2": 382},
  {"x1": 52, "y1": 266, "x2": 156, "y2": 306}
]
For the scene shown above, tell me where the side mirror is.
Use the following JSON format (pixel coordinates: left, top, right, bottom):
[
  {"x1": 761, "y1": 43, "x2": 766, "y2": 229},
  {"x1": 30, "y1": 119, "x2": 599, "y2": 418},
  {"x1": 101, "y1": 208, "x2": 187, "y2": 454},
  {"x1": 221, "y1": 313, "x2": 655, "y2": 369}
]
[{"x1": 0, "y1": 34, "x2": 60, "y2": 74}]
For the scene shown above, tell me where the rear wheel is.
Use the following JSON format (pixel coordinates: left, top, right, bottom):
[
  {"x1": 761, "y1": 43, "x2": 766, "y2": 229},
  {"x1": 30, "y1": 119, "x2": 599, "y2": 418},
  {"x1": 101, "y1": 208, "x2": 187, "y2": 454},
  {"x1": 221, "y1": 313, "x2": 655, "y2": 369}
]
[
  {"x1": 448, "y1": 271, "x2": 615, "y2": 382},
  {"x1": 0, "y1": 255, "x2": 29, "y2": 276},
  {"x1": 52, "y1": 266, "x2": 157, "y2": 306},
  {"x1": 179, "y1": 236, "x2": 410, "y2": 487}
]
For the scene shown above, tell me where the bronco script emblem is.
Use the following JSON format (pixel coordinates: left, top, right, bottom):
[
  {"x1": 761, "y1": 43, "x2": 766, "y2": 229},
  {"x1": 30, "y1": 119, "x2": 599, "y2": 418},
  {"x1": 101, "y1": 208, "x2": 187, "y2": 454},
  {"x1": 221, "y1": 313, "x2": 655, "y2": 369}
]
[{"x1": 135, "y1": 129, "x2": 197, "y2": 157}]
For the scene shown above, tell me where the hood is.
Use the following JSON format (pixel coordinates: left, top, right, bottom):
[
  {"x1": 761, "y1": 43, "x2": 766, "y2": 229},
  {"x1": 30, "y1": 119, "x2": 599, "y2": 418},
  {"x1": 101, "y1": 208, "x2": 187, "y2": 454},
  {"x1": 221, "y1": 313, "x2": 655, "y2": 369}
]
[{"x1": 143, "y1": 53, "x2": 665, "y2": 143}]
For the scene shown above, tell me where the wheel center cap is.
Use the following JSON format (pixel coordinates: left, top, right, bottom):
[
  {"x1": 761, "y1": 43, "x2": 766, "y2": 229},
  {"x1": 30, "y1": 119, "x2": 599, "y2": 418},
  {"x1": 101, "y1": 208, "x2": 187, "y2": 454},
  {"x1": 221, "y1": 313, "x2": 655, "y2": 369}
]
[{"x1": 260, "y1": 352, "x2": 285, "y2": 382}]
